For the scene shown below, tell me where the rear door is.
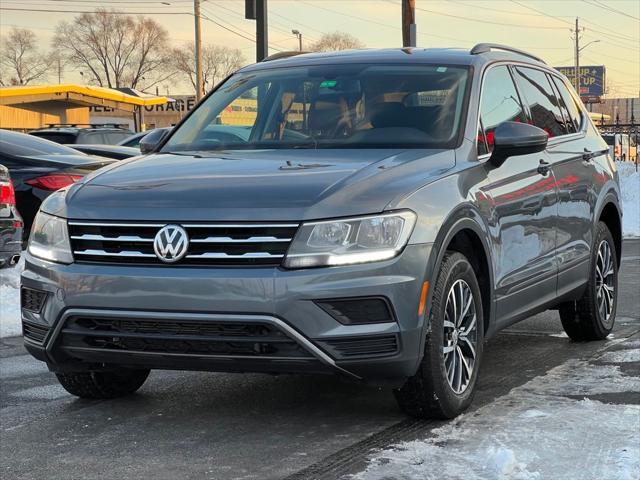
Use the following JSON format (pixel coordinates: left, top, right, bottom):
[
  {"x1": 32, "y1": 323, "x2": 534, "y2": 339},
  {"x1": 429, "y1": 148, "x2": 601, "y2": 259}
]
[
  {"x1": 477, "y1": 64, "x2": 559, "y2": 327},
  {"x1": 515, "y1": 68, "x2": 600, "y2": 298}
]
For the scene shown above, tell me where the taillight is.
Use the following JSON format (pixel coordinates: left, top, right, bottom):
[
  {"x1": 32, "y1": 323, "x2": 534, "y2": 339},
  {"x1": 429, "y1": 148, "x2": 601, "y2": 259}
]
[
  {"x1": 25, "y1": 174, "x2": 83, "y2": 191},
  {"x1": 0, "y1": 180, "x2": 16, "y2": 205}
]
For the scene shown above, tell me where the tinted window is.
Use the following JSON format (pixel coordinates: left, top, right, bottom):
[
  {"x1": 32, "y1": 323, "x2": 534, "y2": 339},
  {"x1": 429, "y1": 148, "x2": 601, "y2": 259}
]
[
  {"x1": 551, "y1": 76, "x2": 583, "y2": 133},
  {"x1": 478, "y1": 65, "x2": 525, "y2": 154},
  {"x1": 1, "y1": 130, "x2": 83, "y2": 157},
  {"x1": 163, "y1": 64, "x2": 470, "y2": 151},
  {"x1": 514, "y1": 67, "x2": 568, "y2": 137},
  {"x1": 29, "y1": 131, "x2": 77, "y2": 144},
  {"x1": 77, "y1": 132, "x2": 106, "y2": 144},
  {"x1": 105, "y1": 132, "x2": 130, "y2": 144}
]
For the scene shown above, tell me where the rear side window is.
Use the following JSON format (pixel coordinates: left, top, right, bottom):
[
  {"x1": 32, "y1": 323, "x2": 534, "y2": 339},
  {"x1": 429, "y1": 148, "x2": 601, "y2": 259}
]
[
  {"x1": 551, "y1": 75, "x2": 583, "y2": 133},
  {"x1": 105, "y1": 132, "x2": 130, "y2": 144},
  {"x1": 77, "y1": 132, "x2": 106, "y2": 144},
  {"x1": 29, "y1": 131, "x2": 77, "y2": 144},
  {"x1": 478, "y1": 65, "x2": 525, "y2": 155},
  {"x1": 513, "y1": 67, "x2": 568, "y2": 138}
]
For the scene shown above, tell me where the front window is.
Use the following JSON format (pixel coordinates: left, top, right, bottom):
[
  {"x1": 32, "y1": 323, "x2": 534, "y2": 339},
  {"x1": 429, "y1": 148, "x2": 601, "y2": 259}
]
[{"x1": 162, "y1": 64, "x2": 470, "y2": 151}]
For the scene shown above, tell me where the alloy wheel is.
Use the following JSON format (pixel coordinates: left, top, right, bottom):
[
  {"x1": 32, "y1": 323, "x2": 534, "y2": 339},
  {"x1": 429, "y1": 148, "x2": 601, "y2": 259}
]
[
  {"x1": 596, "y1": 239, "x2": 615, "y2": 326},
  {"x1": 442, "y1": 279, "x2": 478, "y2": 394}
]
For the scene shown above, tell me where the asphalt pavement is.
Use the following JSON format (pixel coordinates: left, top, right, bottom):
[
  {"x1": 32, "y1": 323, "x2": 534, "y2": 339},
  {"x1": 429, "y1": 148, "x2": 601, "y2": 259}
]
[{"x1": 1, "y1": 240, "x2": 638, "y2": 480}]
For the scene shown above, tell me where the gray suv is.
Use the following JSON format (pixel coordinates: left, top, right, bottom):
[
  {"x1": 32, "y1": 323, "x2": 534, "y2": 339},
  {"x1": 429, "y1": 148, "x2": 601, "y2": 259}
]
[{"x1": 22, "y1": 45, "x2": 622, "y2": 418}]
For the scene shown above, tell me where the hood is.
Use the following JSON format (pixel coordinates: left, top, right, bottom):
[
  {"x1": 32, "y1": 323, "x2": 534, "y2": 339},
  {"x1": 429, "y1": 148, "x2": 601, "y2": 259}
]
[{"x1": 58, "y1": 149, "x2": 455, "y2": 221}]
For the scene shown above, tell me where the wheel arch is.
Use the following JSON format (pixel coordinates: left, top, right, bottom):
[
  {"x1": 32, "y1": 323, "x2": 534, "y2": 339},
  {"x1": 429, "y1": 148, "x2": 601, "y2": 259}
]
[
  {"x1": 596, "y1": 193, "x2": 622, "y2": 267},
  {"x1": 423, "y1": 205, "x2": 495, "y2": 339}
]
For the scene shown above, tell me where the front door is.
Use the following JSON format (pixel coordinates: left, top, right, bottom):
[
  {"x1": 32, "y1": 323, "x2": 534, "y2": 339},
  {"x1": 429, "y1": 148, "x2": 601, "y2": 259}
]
[{"x1": 476, "y1": 65, "x2": 559, "y2": 327}]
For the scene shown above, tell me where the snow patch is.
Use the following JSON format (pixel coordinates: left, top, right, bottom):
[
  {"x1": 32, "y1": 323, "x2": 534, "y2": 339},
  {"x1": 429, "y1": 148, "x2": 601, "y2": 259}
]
[
  {"x1": 618, "y1": 161, "x2": 639, "y2": 238},
  {"x1": 599, "y1": 348, "x2": 640, "y2": 364},
  {"x1": 354, "y1": 357, "x2": 640, "y2": 480},
  {"x1": 0, "y1": 257, "x2": 23, "y2": 339}
]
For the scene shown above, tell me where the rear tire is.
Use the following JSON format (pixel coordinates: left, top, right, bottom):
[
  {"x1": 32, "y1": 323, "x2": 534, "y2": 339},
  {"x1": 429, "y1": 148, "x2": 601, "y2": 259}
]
[
  {"x1": 56, "y1": 368, "x2": 150, "y2": 399},
  {"x1": 394, "y1": 252, "x2": 484, "y2": 419},
  {"x1": 559, "y1": 222, "x2": 618, "y2": 341}
]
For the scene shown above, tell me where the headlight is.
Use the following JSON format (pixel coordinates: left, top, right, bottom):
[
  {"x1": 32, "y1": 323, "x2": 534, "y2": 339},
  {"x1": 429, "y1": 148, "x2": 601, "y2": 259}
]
[
  {"x1": 27, "y1": 212, "x2": 73, "y2": 264},
  {"x1": 283, "y1": 211, "x2": 416, "y2": 268}
]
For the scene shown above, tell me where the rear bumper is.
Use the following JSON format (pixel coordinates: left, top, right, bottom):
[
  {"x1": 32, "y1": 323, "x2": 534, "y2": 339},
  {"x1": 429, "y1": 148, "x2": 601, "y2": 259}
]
[
  {"x1": 21, "y1": 243, "x2": 432, "y2": 386},
  {"x1": 0, "y1": 216, "x2": 22, "y2": 267}
]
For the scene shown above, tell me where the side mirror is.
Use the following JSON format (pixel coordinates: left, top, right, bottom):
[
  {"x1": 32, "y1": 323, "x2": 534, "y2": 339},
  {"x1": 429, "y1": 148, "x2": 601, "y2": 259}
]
[
  {"x1": 139, "y1": 128, "x2": 169, "y2": 154},
  {"x1": 489, "y1": 121, "x2": 548, "y2": 167}
]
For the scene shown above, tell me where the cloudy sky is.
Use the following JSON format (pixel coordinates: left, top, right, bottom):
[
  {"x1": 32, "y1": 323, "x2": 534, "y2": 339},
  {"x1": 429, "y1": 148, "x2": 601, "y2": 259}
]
[{"x1": 1, "y1": 0, "x2": 638, "y2": 97}]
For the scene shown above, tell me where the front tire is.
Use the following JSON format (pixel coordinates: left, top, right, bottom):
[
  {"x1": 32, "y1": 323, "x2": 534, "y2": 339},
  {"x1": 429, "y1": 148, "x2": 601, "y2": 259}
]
[
  {"x1": 559, "y1": 221, "x2": 618, "y2": 341},
  {"x1": 56, "y1": 368, "x2": 150, "y2": 399},
  {"x1": 394, "y1": 252, "x2": 484, "y2": 419}
]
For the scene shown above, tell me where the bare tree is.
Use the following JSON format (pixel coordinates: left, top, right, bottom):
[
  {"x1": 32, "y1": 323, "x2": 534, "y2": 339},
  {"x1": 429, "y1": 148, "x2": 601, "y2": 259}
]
[
  {"x1": 309, "y1": 31, "x2": 364, "y2": 52},
  {"x1": 0, "y1": 27, "x2": 50, "y2": 85},
  {"x1": 172, "y1": 43, "x2": 244, "y2": 93},
  {"x1": 53, "y1": 9, "x2": 173, "y2": 90}
]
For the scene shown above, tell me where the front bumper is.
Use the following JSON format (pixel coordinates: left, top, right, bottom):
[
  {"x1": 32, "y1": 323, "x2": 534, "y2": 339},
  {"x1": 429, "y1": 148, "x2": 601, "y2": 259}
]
[{"x1": 21, "y1": 243, "x2": 432, "y2": 386}]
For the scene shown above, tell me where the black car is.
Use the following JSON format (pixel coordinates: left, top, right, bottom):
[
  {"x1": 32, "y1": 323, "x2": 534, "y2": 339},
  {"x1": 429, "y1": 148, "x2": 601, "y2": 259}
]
[
  {"x1": 29, "y1": 124, "x2": 133, "y2": 146},
  {"x1": 0, "y1": 130, "x2": 114, "y2": 238},
  {"x1": 0, "y1": 164, "x2": 22, "y2": 268},
  {"x1": 67, "y1": 144, "x2": 140, "y2": 160}
]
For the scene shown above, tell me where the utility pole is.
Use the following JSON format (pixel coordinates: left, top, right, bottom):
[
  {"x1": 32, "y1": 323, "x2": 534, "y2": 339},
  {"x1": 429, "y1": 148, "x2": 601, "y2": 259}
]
[
  {"x1": 402, "y1": 0, "x2": 416, "y2": 47},
  {"x1": 256, "y1": 0, "x2": 268, "y2": 62},
  {"x1": 573, "y1": 17, "x2": 582, "y2": 94},
  {"x1": 194, "y1": 0, "x2": 204, "y2": 100},
  {"x1": 292, "y1": 29, "x2": 302, "y2": 52}
]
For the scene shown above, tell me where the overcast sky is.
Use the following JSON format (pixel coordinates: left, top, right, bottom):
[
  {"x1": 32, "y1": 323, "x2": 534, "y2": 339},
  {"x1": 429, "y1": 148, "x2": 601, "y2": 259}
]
[{"x1": 1, "y1": 0, "x2": 638, "y2": 97}]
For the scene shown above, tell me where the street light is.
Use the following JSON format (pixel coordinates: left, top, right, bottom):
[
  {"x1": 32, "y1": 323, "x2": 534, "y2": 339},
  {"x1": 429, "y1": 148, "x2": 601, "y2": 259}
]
[
  {"x1": 292, "y1": 29, "x2": 302, "y2": 52},
  {"x1": 578, "y1": 39, "x2": 600, "y2": 53}
]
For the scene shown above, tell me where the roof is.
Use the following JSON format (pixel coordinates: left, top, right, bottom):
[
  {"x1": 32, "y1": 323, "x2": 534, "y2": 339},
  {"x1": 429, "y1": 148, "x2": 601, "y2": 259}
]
[
  {"x1": 0, "y1": 84, "x2": 169, "y2": 112},
  {"x1": 241, "y1": 47, "x2": 548, "y2": 73}
]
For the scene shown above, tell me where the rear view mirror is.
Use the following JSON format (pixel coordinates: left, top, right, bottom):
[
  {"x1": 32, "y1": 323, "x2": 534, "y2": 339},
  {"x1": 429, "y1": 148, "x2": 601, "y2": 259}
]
[
  {"x1": 139, "y1": 129, "x2": 169, "y2": 155},
  {"x1": 489, "y1": 121, "x2": 548, "y2": 167}
]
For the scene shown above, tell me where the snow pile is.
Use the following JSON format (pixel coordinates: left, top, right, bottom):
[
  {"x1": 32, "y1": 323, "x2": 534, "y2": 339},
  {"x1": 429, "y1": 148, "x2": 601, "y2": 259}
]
[
  {"x1": 618, "y1": 161, "x2": 639, "y2": 238},
  {"x1": 0, "y1": 257, "x2": 23, "y2": 338},
  {"x1": 354, "y1": 358, "x2": 640, "y2": 480}
]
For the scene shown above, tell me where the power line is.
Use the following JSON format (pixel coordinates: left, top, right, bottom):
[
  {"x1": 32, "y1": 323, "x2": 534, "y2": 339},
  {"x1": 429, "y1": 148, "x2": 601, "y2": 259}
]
[
  {"x1": 582, "y1": 0, "x2": 640, "y2": 21},
  {"x1": 0, "y1": 6, "x2": 191, "y2": 14}
]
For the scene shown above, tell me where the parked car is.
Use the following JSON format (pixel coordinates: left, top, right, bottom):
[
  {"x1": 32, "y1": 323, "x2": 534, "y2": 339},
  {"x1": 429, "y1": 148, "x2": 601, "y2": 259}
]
[
  {"x1": 68, "y1": 144, "x2": 140, "y2": 160},
  {"x1": 29, "y1": 124, "x2": 132, "y2": 146},
  {"x1": 0, "y1": 164, "x2": 22, "y2": 268},
  {"x1": 0, "y1": 130, "x2": 114, "y2": 239},
  {"x1": 22, "y1": 46, "x2": 621, "y2": 419},
  {"x1": 118, "y1": 127, "x2": 172, "y2": 149}
]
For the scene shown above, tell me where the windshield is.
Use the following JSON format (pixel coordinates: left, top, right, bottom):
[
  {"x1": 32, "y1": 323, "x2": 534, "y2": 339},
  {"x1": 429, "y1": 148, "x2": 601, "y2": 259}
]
[
  {"x1": 0, "y1": 130, "x2": 84, "y2": 156},
  {"x1": 162, "y1": 64, "x2": 470, "y2": 152}
]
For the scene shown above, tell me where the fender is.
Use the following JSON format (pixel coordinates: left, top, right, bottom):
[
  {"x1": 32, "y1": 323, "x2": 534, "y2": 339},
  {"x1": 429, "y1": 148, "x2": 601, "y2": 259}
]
[{"x1": 415, "y1": 203, "x2": 496, "y2": 366}]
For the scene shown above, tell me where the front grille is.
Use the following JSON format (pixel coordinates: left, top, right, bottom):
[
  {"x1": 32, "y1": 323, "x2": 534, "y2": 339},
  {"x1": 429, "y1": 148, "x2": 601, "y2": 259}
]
[
  {"x1": 21, "y1": 287, "x2": 47, "y2": 313},
  {"x1": 68, "y1": 221, "x2": 298, "y2": 266},
  {"x1": 319, "y1": 335, "x2": 399, "y2": 358},
  {"x1": 23, "y1": 320, "x2": 50, "y2": 345},
  {"x1": 59, "y1": 316, "x2": 314, "y2": 359}
]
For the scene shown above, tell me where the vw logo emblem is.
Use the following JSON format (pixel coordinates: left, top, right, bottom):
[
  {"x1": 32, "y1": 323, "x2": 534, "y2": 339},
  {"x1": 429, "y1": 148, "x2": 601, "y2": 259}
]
[{"x1": 153, "y1": 225, "x2": 189, "y2": 263}]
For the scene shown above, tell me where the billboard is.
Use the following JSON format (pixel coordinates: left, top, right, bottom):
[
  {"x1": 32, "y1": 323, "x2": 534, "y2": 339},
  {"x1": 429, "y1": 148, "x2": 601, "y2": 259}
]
[{"x1": 554, "y1": 65, "x2": 606, "y2": 103}]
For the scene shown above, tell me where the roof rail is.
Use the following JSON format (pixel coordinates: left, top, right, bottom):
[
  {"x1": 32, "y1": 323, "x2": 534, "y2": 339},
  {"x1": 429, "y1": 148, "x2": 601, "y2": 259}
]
[
  {"x1": 261, "y1": 51, "x2": 308, "y2": 62},
  {"x1": 470, "y1": 43, "x2": 546, "y2": 64},
  {"x1": 45, "y1": 123, "x2": 130, "y2": 129}
]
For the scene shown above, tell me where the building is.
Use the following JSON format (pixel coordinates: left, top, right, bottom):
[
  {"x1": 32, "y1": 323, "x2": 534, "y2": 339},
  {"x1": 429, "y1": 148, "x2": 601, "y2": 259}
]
[
  {"x1": 0, "y1": 84, "x2": 169, "y2": 131},
  {"x1": 589, "y1": 97, "x2": 640, "y2": 125}
]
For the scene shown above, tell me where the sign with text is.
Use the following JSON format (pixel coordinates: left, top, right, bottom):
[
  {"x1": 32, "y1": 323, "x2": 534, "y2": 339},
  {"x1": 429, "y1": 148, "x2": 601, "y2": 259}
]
[{"x1": 554, "y1": 65, "x2": 606, "y2": 103}]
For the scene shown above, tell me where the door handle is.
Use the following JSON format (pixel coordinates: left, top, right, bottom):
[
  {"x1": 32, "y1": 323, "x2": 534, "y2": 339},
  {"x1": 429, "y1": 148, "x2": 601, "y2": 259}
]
[
  {"x1": 537, "y1": 159, "x2": 550, "y2": 176},
  {"x1": 582, "y1": 148, "x2": 595, "y2": 161}
]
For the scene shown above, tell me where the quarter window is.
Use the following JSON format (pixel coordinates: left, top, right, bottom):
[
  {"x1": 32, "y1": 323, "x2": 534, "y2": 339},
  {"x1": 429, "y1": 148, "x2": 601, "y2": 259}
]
[
  {"x1": 551, "y1": 76, "x2": 584, "y2": 132},
  {"x1": 478, "y1": 65, "x2": 525, "y2": 154},
  {"x1": 513, "y1": 67, "x2": 568, "y2": 137}
]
